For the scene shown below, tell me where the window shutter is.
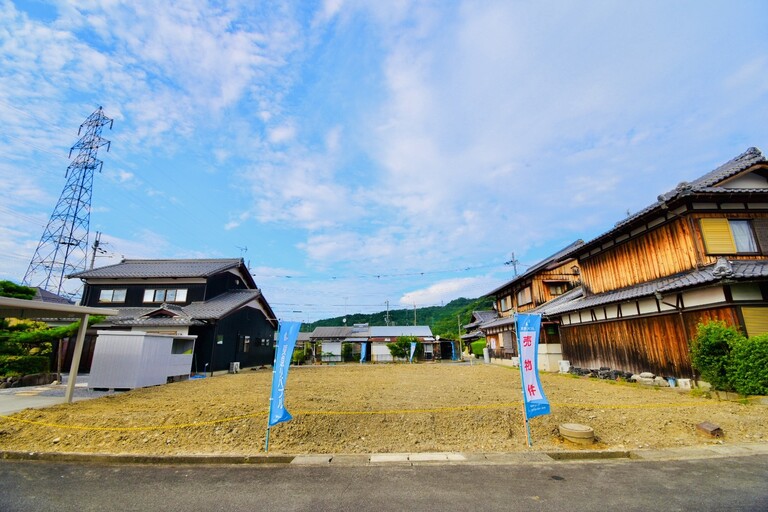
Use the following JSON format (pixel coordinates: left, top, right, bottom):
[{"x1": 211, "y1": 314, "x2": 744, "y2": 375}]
[
  {"x1": 742, "y1": 307, "x2": 768, "y2": 336},
  {"x1": 753, "y1": 218, "x2": 768, "y2": 255},
  {"x1": 699, "y1": 218, "x2": 736, "y2": 254}
]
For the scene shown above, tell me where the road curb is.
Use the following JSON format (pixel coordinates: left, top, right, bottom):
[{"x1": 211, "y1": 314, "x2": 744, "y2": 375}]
[{"x1": 2, "y1": 442, "x2": 767, "y2": 466}]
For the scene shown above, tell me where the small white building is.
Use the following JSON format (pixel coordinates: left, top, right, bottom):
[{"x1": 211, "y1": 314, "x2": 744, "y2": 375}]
[{"x1": 89, "y1": 331, "x2": 196, "y2": 389}]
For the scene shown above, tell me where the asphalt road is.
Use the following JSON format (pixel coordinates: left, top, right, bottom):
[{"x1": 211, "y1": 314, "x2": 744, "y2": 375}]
[{"x1": 1, "y1": 455, "x2": 767, "y2": 512}]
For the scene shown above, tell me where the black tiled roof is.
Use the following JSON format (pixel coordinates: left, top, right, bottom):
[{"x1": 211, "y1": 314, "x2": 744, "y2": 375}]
[
  {"x1": 98, "y1": 289, "x2": 265, "y2": 327},
  {"x1": 184, "y1": 290, "x2": 264, "y2": 320},
  {"x1": 70, "y1": 258, "x2": 245, "y2": 279},
  {"x1": 464, "y1": 310, "x2": 498, "y2": 329},
  {"x1": 542, "y1": 259, "x2": 768, "y2": 316}
]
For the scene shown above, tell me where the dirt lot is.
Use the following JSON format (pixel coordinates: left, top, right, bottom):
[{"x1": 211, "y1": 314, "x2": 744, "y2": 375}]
[{"x1": 1, "y1": 363, "x2": 767, "y2": 456}]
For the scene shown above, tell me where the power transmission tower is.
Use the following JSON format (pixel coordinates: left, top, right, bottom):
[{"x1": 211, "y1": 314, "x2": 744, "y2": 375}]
[{"x1": 23, "y1": 107, "x2": 113, "y2": 299}]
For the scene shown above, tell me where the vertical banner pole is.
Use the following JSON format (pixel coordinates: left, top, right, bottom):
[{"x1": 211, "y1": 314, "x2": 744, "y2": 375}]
[
  {"x1": 515, "y1": 321, "x2": 531, "y2": 447},
  {"x1": 265, "y1": 327, "x2": 279, "y2": 454},
  {"x1": 265, "y1": 321, "x2": 301, "y2": 454},
  {"x1": 516, "y1": 313, "x2": 549, "y2": 448}
]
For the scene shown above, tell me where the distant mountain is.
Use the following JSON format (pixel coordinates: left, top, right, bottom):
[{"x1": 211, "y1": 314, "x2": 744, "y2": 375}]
[{"x1": 302, "y1": 296, "x2": 495, "y2": 339}]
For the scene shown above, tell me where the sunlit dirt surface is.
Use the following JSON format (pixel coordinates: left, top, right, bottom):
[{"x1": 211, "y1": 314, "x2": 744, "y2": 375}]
[{"x1": 1, "y1": 363, "x2": 766, "y2": 455}]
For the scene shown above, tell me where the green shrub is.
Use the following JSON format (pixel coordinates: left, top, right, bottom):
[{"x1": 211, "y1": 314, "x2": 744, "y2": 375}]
[
  {"x1": 0, "y1": 355, "x2": 49, "y2": 376},
  {"x1": 728, "y1": 333, "x2": 768, "y2": 396},
  {"x1": 291, "y1": 348, "x2": 306, "y2": 365},
  {"x1": 690, "y1": 320, "x2": 744, "y2": 391},
  {"x1": 470, "y1": 339, "x2": 486, "y2": 358},
  {"x1": 341, "y1": 343, "x2": 354, "y2": 362}
]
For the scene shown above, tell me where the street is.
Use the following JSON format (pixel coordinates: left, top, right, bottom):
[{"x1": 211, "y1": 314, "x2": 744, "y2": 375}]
[{"x1": 1, "y1": 455, "x2": 766, "y2": 511}]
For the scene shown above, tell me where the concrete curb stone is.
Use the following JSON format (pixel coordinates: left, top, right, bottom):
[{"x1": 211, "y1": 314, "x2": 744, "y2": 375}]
[{"x1": 2, "y1": 442, "x2": 767, "y2": 466}]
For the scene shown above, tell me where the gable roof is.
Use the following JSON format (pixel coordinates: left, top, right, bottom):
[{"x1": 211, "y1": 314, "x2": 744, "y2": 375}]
[
  {"x1": 184, "y1": 289, "x2": 266, "y2": 320},
  {"x1": 464, "y1": 310, "x2": 498, "y2": 329},
  {"x1": 569, "y1": 147, "x2": 768, "y2": 258},
  {"x1": 486, "y1": 239, "x2": 583, "y2": 297},
  {"x1": 369, "y1": 326, "x2": 434, "y2": 338},
  {"x1": 70, "y1": 258, "x2": 247, "y2": 280},
  {"x1": 33, "y1": 287, "x2": 75, "y2": 305}
]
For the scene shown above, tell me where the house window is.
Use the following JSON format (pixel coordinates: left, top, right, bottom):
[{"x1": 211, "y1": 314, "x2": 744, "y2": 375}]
[
  {"x1": 99, "y1": 289, "x2": 126, "y2": 303},
  {"x1": 142, "y1": 288, "x2": 188, "y2": 303},
  {"x1": 547, "y1": 282, "x2": 569, "y2": 296},
  {"x1": 700, "y1": 218, "x2": 759, "y2": 254},
  {"x1": 516, "y1": 287, "x2": 532, "y2": 306}
]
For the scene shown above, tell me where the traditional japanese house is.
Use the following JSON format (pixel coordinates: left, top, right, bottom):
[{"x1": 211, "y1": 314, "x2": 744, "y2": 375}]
[
  {"x1": 69, "y1": 258, "x2": 277, "y2": 373},
  {"x1": 481, "y1": 241, "x2": 583, "y2": 369},
  {"x1": 461, "y1": 310, "x2": 497, "y2": 352},
  {"x1": 543, "y1": 147, "x2": 768, "y2": 378}
]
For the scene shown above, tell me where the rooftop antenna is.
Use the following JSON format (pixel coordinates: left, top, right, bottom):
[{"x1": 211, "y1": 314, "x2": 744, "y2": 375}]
[{"x1": 23, "y1": 107, "x2": 113, "y2": 298}]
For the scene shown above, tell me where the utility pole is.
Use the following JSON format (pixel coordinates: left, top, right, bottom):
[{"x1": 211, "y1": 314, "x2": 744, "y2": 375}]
[
  {"x1": 505, "y1": 252, "x2": 519, "y2": 276},
  {"x1": 413, "y1": 303, "x2": 416, "y2": 326},
  {"x1": 385, "y1": 301, "x2": 391, "y2": 326},
  {"x1": 89, "y1": 231, "x2": 108, "y2": 269}
]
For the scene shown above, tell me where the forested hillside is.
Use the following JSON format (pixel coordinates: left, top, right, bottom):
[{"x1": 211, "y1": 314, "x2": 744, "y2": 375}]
[{"x1": 303, "y1": 296, "x2": 495, "y2": 339}]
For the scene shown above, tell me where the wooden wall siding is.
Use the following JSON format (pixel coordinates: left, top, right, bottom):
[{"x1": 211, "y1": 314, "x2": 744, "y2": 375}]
[
  {"x1": 581, "y1": 212, "x2": 768, "y2": 295},
  {"x1": 514, "y1": 259, "x2": 580, "y2": 311},
  {"x1": 580, "y1": 218, "x2": 698, "y2": 295},
  {"x1": 559, "y1": 306, "x2": 740, "y2": 377}
]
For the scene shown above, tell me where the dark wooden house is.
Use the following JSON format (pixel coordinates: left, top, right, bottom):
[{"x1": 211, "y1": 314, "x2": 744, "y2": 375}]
[
  {"x1": 540, "y1": 147, "x2": 768, "y2": 378},
  {"x1": 69, "y1": 258, "x2": 277, "y2": 373}
]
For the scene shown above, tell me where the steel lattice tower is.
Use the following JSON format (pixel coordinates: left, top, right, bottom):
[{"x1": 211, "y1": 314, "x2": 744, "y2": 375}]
[{"x1": 23, "y1": 107, "x2": 113, "y2": 298}]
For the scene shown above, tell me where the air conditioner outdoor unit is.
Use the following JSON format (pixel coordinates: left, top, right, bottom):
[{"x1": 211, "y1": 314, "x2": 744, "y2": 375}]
[{"x1": 229, "y1": 362, "x2": 240, "y2": 373}]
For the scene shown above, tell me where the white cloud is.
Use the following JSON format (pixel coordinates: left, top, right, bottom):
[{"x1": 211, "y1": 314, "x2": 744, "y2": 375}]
[
  {"x1": 268, "y1": 123, "x2": 297, "y2": 144},
  {"x1": 399, "y1": 276, "x2": 497, "y2": 307}
]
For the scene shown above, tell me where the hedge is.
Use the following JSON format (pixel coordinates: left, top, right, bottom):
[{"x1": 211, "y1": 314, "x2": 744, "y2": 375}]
[
  {"x1": 0, "y1": 355, "x2": 49, "y2": 377},
  {"x1": 728, "y1": 333, "x2": 768, "y2": 396}
]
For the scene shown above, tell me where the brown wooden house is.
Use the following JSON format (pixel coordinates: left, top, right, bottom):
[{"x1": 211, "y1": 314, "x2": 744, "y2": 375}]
[
  {"x1": 481, "y1": 240, "x2": 583, "y2": 369},
  {"x1": 540, "y1": 147, "x2": 768, "y2": 378}
]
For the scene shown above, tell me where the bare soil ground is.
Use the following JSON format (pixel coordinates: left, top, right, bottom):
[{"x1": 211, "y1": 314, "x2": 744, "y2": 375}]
[{"x1": 0, "y1": 363, "x2": 766, "y2": 456}]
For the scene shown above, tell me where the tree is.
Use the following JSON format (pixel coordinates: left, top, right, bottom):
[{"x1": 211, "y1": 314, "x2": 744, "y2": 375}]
[
  {"x1": 0, "y1": 280, "x2": 36, "y2": 300},
  {"x1": 386, "y1": 336, "x2": 421, "y2": 362}
]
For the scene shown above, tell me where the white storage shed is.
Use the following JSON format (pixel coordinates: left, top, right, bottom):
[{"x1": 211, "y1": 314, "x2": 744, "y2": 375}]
[{"x1": 89, "y1": 331, "x2": 197, "y2": 389}]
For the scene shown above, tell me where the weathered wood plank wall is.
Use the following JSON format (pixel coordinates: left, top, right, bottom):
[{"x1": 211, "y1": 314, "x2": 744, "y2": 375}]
[
  {"x1": 581, "y1": 213, "x2": 768, "y2": 295},
  {"x1": 580, "y1": 218, "x2": 698, "y2": 295},
  {"x1": 559, "y1": 306, "x2": 740, "y2": 377}
]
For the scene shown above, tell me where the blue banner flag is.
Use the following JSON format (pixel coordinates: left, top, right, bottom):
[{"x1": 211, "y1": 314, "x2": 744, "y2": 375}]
[
  {"x1": 516, "y1": 314, "x2": 550, "y2": 419},
  {"x1": 268, "y1": 321, "x2": 301, "y2": 427},
  {"x1": 360, "y1": 342, "x2": 367, "y2": 363},
  {"x1": 409, "y1": 342, "x2": 417, "y2": 363}
]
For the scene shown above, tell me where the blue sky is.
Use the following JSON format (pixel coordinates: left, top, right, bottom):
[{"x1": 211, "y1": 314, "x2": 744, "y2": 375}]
[{"x1": 1, "y1": 0, "x2": 767, "y2": 322}]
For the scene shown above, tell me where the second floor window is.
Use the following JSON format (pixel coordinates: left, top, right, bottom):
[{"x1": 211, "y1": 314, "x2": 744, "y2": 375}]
[
  {"x1": 143, "y1": 288, "x2": 188, "y2": 303},
  {"x1": 99, "y1": 289, "x2": 126, "y2": 303},
  {"x1": 516, "y1": 286, "x2": 532, "y2": 306},
  {"x1": 700, "y1": 218, "x2": 759, "y2": 255},
  {"x1": 547, "y1": 282, "x2": 569, "y2": 296}
]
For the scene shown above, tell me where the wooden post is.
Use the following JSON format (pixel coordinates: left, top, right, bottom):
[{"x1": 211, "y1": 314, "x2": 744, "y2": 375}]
[{"x1": 64, "y1": 313, "x2": 89, "y2": 404}]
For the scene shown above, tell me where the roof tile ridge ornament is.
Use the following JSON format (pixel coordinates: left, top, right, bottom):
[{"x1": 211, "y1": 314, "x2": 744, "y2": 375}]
[
  {"x1": 736, "y1": 146, "x2": 762, "y2": 161},
  {"x1": 711, "y1": 257, "x2": 734, "y2": 279}
]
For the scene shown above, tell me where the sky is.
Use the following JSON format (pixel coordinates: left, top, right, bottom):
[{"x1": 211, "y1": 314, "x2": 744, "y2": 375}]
[{"x1": 1, "y1": 0, "x2": 767, "y2": 323}]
